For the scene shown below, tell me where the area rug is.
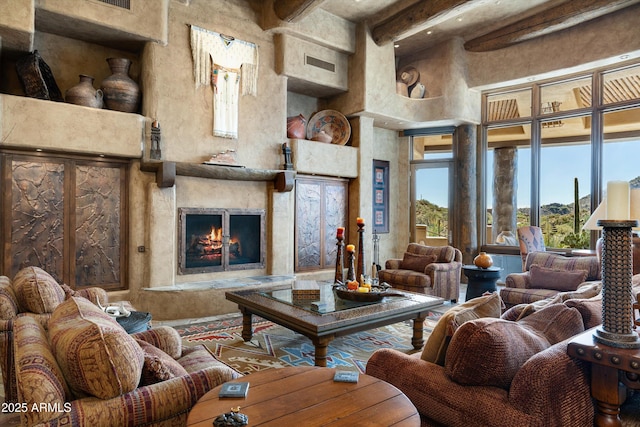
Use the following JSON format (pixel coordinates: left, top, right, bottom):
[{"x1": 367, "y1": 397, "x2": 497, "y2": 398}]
[{"x1": 175, "y1": 307, "x2": 447, "y2": 375}]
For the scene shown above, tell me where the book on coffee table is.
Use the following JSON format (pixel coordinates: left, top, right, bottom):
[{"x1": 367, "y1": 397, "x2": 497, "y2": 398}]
[
  {"x1": 219, "y1": 382, "x2": 250, "y2": 398},
  {"x1": 333, "y1": 371, "x2": 359, "y2": 383}
]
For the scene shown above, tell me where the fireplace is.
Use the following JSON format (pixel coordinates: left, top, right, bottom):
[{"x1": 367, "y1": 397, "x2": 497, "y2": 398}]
[{"x1": 178, "y1": 208, "x2": 265, "y2": 274}]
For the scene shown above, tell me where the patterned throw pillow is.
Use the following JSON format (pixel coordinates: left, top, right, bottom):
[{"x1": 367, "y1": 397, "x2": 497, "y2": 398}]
[
  {"x1": 529, "y1": 264, "x2": 587, "y2": 291},
  {"x1": 421, "y1": 292, "x2": 502, "y2": 366},
  {"x1": 445, "y1": 304, "x2": 584, "y2": 389},
  {"x1": 400, "y1": 252, "x2": 437, "y2": 273},
  {"x1": 48, "y1": 297, "x2": 144, "y2": 399},
  {"x1": 136, "y1": 339, "x2": 188, "y2": 386},
  {"x1": 12, "y1": 266, "x2": 65, "y2": 314}
]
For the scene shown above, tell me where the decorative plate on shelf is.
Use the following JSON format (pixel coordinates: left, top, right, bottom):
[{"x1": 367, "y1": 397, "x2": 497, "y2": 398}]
[{"x1": 306, "y1": 110, "x2": 351, "y2": 146}]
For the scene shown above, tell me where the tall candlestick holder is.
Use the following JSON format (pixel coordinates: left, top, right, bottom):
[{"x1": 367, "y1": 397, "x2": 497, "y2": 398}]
[
  {"x1": 346, "y1": 249, "x2": 356, "y2": 282},
  {"x1": 357, "y1": 222, "x2": 365, "y2": 280},
  {"x1": 334, "y1": 235, "x2": 344, "y2": 284},
  {"x1": 594, "y1": 219, "x2": 640, "y2": 348}
]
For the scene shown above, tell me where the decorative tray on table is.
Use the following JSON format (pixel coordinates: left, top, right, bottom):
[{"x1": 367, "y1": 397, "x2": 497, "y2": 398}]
[{"x1": 333, "y1": 282, "x2": 403, "y2": 302}]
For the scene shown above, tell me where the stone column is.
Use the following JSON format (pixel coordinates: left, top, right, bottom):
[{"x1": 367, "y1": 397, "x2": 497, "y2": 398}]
[
  {"x1": 492, "y1": 147, "x2": 518, "y2": 241},
  {"x1": 453, "y1": 124, "x2": 477, "y2": 266}
]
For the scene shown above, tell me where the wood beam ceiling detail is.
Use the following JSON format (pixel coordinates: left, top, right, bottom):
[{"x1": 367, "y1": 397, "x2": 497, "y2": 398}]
[
  {"x1": 464, "y1": 0, "x2": 640, "y2": 52},
  {"x1": 274, "y1": 0, "x2": 326, "y2": 23},
  {"x1": 371, "y1": 0, "x2": 480, "y2": 45}
]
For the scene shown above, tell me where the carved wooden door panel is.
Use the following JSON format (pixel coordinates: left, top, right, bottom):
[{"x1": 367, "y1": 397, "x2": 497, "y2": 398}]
[
  {"x1": 1, "y1": 152, "x2": 128, "y2": 290},
  {"x1": 295, "y1": 176, "x2": 348, "y2": 272}
]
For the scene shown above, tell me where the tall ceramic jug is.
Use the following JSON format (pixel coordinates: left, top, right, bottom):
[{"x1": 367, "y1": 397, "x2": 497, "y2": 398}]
[
  {"x1": 100, "y1": 58, "x2": 140, "y2": 113},
  {"x1": 65, "y1": 74, "x2": 103, "y2": 109}
]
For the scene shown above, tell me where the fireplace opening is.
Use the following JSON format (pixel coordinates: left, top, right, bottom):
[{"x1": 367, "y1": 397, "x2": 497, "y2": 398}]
[{"x1": 178, "y1": 208, "x2": 265, "y2": 274}]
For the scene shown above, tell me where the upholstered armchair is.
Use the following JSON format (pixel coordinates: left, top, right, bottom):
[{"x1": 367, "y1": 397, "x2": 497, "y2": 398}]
[
  {"x1": 377, "y1": 243, "x2": 462, "y2": 302},
  {"x1": 500, "y1": 251, "x2": 602, "y2": 309},
  {"x1": 0, "y1": 267, "x2": 109, "y2": 403},
  {"x1": 13, "y1": 297, "x2": 238, "y2": 427},
  {"x1": 517, "y1": 226, "x2": 546, "y2": 271}
]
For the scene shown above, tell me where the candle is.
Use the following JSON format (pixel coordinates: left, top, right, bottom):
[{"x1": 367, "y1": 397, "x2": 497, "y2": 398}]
[
  {"x1": 606, "y1": 180, "x2": 630, "y2": 220},
  {"x1": 346, "y1": 244, "x2": 355, "y2": 252},
  {"x1": 356, "y1": 217, "x2": 364, "y2": 225},
  {"x1": 336, "y1": 227, "x2": 345, "y2": 238}
]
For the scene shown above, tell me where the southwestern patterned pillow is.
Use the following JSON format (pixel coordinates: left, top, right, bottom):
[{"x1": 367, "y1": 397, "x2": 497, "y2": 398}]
[
  {"x1": 48, "y1": 296, "x2": 144, "y2": 399},
  {"x1": 12, "y1": 266, "x2": 65, "y2": 314}
]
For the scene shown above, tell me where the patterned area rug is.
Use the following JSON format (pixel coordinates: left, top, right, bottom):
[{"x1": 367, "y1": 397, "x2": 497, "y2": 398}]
[{"x1": 175, "y1": 308, "x2": 447, "y2": 375}]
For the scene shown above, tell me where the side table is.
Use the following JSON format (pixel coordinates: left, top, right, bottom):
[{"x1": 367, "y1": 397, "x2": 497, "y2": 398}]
[
  {"x1": 567, "y1": 328, "x2": 640, "y2": 427},
  {"x1": 462, "y1": 265, "x2": 502, "y2": 301},
  {"x1": 116, "y1": 311, "x2": 152, "y2": 334}
]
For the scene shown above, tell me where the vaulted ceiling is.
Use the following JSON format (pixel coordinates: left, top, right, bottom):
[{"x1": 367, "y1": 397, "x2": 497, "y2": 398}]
[{"x1": 273, "y1": 0, "x2": 640, "y2": 58}]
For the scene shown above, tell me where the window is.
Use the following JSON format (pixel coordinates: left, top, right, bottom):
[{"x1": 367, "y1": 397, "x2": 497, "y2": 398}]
[
  {"x1": 410, "y1": 129, "x2": 455, "y2": 245},
  {"x1": 482, "y1": 63, "x2": 640, "y2": 250},
  {"x1": 485, "y1": 124, "x2": 531, "y2": 243}
]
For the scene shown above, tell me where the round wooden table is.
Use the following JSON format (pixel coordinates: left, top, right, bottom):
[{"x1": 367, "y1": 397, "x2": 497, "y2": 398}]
[{"x1": 186, "y1": 366, "x2": 420, "y2": 426}]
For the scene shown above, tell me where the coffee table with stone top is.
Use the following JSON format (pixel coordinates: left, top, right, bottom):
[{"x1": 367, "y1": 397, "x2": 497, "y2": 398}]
[{"x1": 225, "y1": 281, "x2": 443, "y2": 367}]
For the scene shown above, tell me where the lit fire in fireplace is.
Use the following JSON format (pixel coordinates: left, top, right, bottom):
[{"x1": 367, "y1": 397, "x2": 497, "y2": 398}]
[{"x1": 187, "y1": 227, "x2": 240, "y2": 258}]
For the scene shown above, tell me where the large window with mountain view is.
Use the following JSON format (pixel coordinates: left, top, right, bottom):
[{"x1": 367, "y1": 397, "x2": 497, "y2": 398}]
[{"x1": 482, "y1": 63, "x2": 640, "y2": 250}]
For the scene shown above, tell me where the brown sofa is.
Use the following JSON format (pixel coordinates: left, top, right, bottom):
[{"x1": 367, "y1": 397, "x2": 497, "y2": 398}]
[
  {"x1": 366, "y1": 293, "x2": 602, "y2": 427},
  {"x1": 378, "y1": 243, "x2": 462, "y2": 302},
  {"x1": 13, "y1": 296, "x2": 238, "y2": 426}
]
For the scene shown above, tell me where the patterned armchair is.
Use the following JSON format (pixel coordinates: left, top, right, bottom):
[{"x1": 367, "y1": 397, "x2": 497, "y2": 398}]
[
  {"x1": 0, "y1": 267, "x2": 109, "y2": 403},
  {"x1": 377, "y1": 243, "x2": 462, "y2": 302},
  {"x1": 13, "y1": 296, "x2": 238, "y2": 427},
  {"x1": 517, "y1": 226, "x2": 546, "y2": 271},
  {"x1": 500, "y1": 252, "x2": 602, "y2": 309}
]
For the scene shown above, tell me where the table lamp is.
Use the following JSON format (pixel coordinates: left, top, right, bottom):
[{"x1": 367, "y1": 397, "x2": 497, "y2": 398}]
[{"x1": 584, "y1": 182, "x2": 640, "y2": 348}]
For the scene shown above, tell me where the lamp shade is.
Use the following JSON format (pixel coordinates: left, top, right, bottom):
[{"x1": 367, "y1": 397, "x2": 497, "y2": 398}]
[{"x1": 583, "y1": 188, "x2": 640, "y2": 231}]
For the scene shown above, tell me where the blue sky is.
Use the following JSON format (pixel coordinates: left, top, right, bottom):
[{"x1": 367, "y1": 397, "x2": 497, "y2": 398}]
[{"x1": 417, "y1": 139, "x2": 640, "y2": 208}]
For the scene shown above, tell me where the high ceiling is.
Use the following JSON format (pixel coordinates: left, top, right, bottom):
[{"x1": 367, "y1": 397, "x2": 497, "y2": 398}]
[{"x1": 311, "y1": 0, "x2": 638, "y2": 57}]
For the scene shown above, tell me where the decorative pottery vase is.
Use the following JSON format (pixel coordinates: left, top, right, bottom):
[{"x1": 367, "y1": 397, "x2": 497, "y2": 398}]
[
  {"x1": 65, "y1": 74, "x2": 103, "y2": 108},
  {"x1": 286, "y1": 114, "x2": 306, "y2": 139},
  {"x1": 100, "y1": 58, "x2": 140, "y2": 113},
  {"x1": 473, "y1": 252, "x2": 493, "y2": 269}
]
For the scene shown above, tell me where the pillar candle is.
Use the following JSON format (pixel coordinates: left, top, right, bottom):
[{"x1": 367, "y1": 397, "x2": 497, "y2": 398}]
[
  {"x1": 606, "y1": 181, "x2": 630, "y2": 220},
  {"x1": 346, "y1": 244, "x2": 355, "y2": 252},
  {"x1": 356, "y1": 217, "x2": 364, "y2": 225},
  {"x1": 336, "y1": 227, "x2": 345, "y2": 238}
]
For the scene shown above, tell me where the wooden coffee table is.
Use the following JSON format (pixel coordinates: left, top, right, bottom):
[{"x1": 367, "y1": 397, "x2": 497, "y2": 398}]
[
  {"x1": 225, "y1": 282, "x2": 443, "y2": 366},
  {"x1": 186, "y1": 366, "x2": 420, "y2": 426}
]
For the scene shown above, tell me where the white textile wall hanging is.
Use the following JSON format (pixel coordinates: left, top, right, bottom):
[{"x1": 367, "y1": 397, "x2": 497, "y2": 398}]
[{"x1": 190, "y1": 25, "x2": 259, "y2": 139}]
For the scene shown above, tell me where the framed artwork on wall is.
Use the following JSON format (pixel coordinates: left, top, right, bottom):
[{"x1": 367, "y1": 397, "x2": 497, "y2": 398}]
[{"x1": 373, "y1": 160, "x2": 389, "y2": 233}]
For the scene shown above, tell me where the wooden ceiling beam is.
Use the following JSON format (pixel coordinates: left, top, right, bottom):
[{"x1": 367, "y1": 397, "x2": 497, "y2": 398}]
[
  {"x1": 371, "y1": 0, "x2": 482, "y2": 46},
  {"x1": 464, "y1": 0, "x2": 640, "y2": 52},
  {"x1": 273, "y1": 0, "x2": 326, "y2": 23}
]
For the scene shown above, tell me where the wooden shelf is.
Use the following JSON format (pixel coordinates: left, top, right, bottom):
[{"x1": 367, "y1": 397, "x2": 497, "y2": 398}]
[{"x1": 140, "y1": 160, "x2": 295, "y2": 192}]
